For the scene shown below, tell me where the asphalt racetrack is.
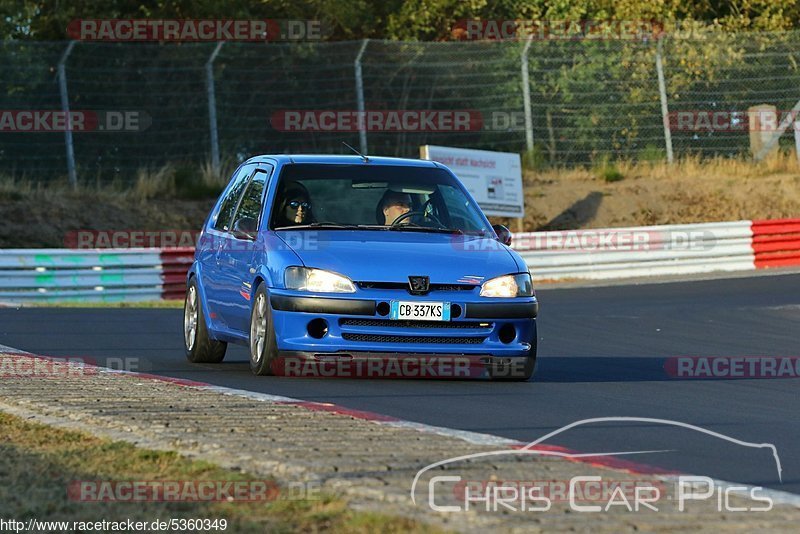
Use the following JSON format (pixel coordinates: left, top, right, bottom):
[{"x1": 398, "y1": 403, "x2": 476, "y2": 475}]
[{"x1": 2, "y1": 272, "x2": 799, "y2": 496}]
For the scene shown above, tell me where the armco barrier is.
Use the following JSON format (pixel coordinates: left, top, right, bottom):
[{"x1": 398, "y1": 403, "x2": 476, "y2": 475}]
[
  {"x1": 0, "y1": 248, "x2": 193, "y2": 302},
  {"x1": 1, "y1": 219, "x2": 799, "y2": 302},
  {"x1": 514, "y1": 219, "x2": 800, "y2": 280}
]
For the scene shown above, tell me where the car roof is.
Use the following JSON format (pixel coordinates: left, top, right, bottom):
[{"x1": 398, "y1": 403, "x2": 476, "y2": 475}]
[{"x1": 243, "y1": 154, "x2": 440, "y2": 168}]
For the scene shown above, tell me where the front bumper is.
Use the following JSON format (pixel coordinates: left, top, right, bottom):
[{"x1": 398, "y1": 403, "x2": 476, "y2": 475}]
[
  {"x1": 270, "y1": 293, "x2": 538, "y2": 319},
  {"x1": 268, "y1": 290, "x2": 538, "y2": 359}
]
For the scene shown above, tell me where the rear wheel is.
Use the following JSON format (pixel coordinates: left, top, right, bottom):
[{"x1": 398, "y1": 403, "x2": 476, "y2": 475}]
[
  {"x1": 184, "y1": 278, "x2": 227, "y2": 363},
  {"x1": 249, "y1": 284, "x2": 278, "y2": 376}
]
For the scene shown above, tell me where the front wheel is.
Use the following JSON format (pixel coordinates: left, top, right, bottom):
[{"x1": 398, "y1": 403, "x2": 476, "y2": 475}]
[
  {"x1": 184, "y1": 278, "x2": 227, "y2": 363},
  {"x1": 249, "y1": 284, "x2": 278, "y2": 376}
]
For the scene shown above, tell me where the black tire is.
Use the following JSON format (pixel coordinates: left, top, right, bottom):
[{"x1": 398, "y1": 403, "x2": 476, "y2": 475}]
[
  {"x1": 249, "y1": 283, "x2": 279, "y2": 376},
  {"x1": 183, "y1": 277, "x2": 227, "y2": 363}
]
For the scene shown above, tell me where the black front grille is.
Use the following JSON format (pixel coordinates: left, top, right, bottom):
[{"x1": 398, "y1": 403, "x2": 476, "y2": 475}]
[
  {"x1": 357, "y1": 281, "x2": 477, "y2": 292},
  {"x1": 340, "y1": 318, "x2": 491, "y2": 329},
  {"x1": 342, "y1": 333, "x2": 487, "y2": 344}
]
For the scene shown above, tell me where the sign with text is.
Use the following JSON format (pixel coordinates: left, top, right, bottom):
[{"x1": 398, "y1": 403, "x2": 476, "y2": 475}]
[{"x1": 420, "y1": 145, "x2": 524, "y2": 217}]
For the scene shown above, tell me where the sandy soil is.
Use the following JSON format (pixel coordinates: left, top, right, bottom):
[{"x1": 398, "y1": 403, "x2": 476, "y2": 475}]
[{"x1": 491, "y1": 164, "x2": 800, "y2": 232}]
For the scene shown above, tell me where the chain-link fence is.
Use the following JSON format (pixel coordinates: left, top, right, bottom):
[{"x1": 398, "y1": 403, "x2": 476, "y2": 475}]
[{"x1": 3, "y1": 33, "x2": 800, "y2": 183}]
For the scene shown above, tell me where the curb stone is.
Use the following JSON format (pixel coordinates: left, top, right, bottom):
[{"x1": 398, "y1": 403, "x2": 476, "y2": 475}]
[{"x1": 0, "y1": 347, "x2": 798, "y2": 532}]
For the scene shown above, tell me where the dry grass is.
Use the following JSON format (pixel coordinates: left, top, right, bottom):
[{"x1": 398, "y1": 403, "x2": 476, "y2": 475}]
[
  {"x1": 133, "y1": 163, "x2": 177, "y2": 199},
  {"x1": 0, "y1": 159, "x2": 232, "y2": 203},
  {"x1": 489, "y1": 151, "x2": 800, "y2": 231},
  {"x1": 525, "y1": 151, "x2": 800, "y2": 183},
  {"x1": 131, "y1": 159, "x2": 231, "y2": 200},
  {"x1": 3, "y1": 154, "x2": 800, "y2": 238},
  {"x1": 0, "y1": 411, "x2": 436, "y2": 533},
  {"x1": 615, "y1": 151, "x2": 800, "y2": 180}
]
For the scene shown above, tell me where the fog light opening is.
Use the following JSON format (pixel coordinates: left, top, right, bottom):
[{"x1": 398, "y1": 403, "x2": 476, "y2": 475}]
[
  {"x1": 376, "y1": 301, "x2": 390, "y2": 316},
  {"x1": 499, "y1": 324, "x2": 516, "y2": 344},
  {"x1": 307, "y1": 318, "x2": 329, "y2": 339},
  {"x1": 451, "y1": 303, "x2": 462, "y2": 318}
]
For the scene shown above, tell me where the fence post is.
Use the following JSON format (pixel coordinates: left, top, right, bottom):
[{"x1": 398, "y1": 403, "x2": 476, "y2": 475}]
[
  {"x1": 754, "y1": 99, "x2": 800, "y2": 161},
  {"x1": 794, "y1": 119, "x2": 800, "y2": 166},
  {"x1": 57, "y1": 41, "x2": 77, "y2": 188},
  {"x1": 206, "y1": 42, "x2": 225, "y2": 175},
  {"x1": 521, "y1": 37, "x2": 534, "y2": 154},
  {"x1": 354, "y1": 39, "x2": 369, "y2": 154},
  {"x1": 655, "y1": 37, "x2": 674, "y2": 164}
]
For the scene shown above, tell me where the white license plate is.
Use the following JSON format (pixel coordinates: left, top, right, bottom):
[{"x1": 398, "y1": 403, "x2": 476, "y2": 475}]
[{"x1": 390, "y1": 301, "x2": 451, "y2": 321}]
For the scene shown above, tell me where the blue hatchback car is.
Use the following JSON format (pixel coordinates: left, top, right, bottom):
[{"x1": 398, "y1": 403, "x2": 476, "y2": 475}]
[{"x1": 183, "y1": 155, "x2": 538, "y2": 380}]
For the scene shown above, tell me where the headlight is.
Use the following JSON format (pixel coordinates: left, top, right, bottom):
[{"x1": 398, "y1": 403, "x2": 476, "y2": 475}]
[
  {"x1": 284, "y1": 267, "x2": 356, "y2": 293},
  {"x1": 480, "y1": 273, "x2": 534, "y2": 298}
]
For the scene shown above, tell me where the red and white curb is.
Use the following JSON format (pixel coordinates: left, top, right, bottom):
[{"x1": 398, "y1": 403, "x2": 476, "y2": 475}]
[{"x1": 1, "y1": 342, "x2": 799, "y2": 508}]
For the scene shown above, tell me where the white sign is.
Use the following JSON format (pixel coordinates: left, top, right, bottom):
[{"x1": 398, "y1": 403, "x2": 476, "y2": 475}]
[{"x1": 420, "y1": 145, "x2": 524, "y2": 217}]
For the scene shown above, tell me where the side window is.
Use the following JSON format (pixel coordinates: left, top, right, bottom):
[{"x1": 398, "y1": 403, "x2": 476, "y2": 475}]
[
  {"x1": 214, "y1": 164, "x2": 255, "y2": 231},
  {"x1": 232, "y1": 168, "x2": 270, "y2": 226}
]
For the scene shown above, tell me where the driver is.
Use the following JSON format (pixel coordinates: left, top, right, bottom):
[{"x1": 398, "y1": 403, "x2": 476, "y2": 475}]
[{"x1": 377, "y1": 190, "x2": 412, "y2": 225}]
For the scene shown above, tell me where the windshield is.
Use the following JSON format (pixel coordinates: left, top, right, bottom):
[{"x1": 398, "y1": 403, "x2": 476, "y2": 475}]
[{"x1": 270, "y1": 164, "x2": 490, "y2": 234}]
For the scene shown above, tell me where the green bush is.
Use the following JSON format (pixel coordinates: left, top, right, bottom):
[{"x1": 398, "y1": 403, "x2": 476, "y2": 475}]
[
  {"x1": 600, "y1": 166, "x2": 625, "y2": 182},
  {"x1": 521, "y1": 145, "x2": 549, "y2": 172},
  {"x1": 593, "y1": 156, "x2": 624, "y2": 182},
  {"x1": 639, "y1": 145, "x2": 666, "y2": 163}
]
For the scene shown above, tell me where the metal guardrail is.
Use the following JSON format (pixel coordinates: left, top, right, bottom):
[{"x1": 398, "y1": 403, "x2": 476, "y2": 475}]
[
  {"x1": 514, "y1": 221, "x2": 756, "y2": 280},
  {"x1": 514, "y1": 219, "x2": 800, "y2": 281},
  {"x1": 1, "y1": 219, "x2": 798, "y2": 302},
  {"x1": 0, "y1": 248, "x2": 192, "y2": 302}
]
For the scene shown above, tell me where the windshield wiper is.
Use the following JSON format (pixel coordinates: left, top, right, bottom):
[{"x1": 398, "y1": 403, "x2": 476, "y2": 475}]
[
  {"x1": 275, "y1": 223, "x2": 385, "y2": 231},
  {"x1": 388, "y1": 224, "x2": 463, "y2": 234},
  {"x1": 275, "y1": 223, "x2": 355, "y2": 230}
]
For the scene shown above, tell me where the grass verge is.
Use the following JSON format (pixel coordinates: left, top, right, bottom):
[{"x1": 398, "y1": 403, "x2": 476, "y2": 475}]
[{"x1": 0, "y1": 412, "x2": 436, "y2": 533}]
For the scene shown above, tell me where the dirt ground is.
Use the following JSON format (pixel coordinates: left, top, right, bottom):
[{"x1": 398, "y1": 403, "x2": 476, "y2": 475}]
[
  {"x1": 2, "y1": 157, "x2": 800, "y2": 248},
  {"x1": 0, "y1": 195, "x2": 215, "y2": 248},
  {"x1": 493, "y1": 157, "x2": 800, "y2": 232}
]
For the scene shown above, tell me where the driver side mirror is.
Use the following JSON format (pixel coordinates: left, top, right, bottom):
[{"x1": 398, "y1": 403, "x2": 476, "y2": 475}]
[
  {"x1": 492, "y1": 224, "x2": 513, "y2": 246},
  {"x1": 232, "y1": 216, "x2": 258, "y2": 241}
]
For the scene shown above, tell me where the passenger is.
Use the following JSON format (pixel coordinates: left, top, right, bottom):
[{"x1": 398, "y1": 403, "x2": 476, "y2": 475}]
[
  {"x1": 275, "y1": 181, "x2": 313, "y2": 227},
  {"x1": 377, "y1": 190, "x2": 412, "y2": 225}
]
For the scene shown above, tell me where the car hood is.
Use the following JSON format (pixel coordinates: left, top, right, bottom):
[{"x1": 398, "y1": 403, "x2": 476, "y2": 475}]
[{"x1": 276, "y1": 230, "x2": 520, "y2": 284}]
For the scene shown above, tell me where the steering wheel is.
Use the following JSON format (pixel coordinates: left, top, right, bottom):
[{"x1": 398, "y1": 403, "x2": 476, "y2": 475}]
[{"x1": 390, "y1": 208, "x2": 446, "y2": 229}]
